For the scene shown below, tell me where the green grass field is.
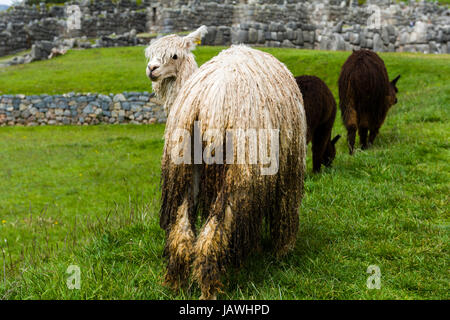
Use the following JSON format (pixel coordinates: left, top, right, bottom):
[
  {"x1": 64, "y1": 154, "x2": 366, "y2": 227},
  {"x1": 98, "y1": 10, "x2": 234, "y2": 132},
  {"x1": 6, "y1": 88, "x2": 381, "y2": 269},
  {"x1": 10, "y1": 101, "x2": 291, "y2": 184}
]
[{"x1": 0, "y1": 46, "x2": 449, "y2": 299}]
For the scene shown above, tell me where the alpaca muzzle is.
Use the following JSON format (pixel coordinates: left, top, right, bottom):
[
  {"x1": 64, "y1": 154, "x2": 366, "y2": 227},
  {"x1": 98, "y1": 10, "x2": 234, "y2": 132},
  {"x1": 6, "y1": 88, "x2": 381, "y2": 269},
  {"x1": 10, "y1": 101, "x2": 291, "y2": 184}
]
[{"x1": 148, "y1": 65, "x2": 160, "y2": 81}]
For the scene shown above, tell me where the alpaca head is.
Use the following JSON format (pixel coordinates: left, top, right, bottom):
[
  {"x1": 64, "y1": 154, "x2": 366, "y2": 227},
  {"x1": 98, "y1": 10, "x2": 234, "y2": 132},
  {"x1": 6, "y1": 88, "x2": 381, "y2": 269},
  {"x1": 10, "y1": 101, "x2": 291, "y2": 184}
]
[
  {"x1": 388, "y1": 75, "x2": 400, "y2": 106},
  {"x1": 145, "y1": 26, "x2": 208, "y2": 111},
  {"x1": 323, "y1": 134, "x2": 341, "y2": 167}
]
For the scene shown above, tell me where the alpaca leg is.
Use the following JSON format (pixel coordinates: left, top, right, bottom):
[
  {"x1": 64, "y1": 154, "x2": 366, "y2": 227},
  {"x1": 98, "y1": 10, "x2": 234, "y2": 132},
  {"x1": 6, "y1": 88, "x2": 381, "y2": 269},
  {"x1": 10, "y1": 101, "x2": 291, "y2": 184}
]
[
  {"x1": 344, "y1": 107, "x2": 357, "y2": 155},
  {"x1": 193, "y1": 203, "x2": 234, "y2": 300},
  {"x1": 347, "y1": 125, "x2": 357, "y2": 155},
  {"x1": 359, "y1": 126, "x2": 369, "y2": 150},
  {"x1": 164, "y1": 198, "x2": 195, "y2": 290},
  {"x1": 358, "y1": 114, "x2": 369, "y2": 150},
  {"x1": 312, "y1": 131, "x2": 328, "y2": 173},
  {"x1": 270, "y1": 195, "x2": 299, "y2": 257},
  {"x1": 369, "y1": 127, "x2": 379, "y2": 146}
]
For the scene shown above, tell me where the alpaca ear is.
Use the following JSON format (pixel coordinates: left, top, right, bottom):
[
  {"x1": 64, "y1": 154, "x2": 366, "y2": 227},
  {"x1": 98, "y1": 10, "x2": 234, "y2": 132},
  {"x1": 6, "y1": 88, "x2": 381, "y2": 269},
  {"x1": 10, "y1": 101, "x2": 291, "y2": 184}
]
[
  {"x1": 183, "y1": 25, "x2": 208, "y2": 51},
  {"x1": 391, "y1": 75, "x2": 401, "y2": 86},
  {"x1": 331, "y1": 134, "x2": 341, "y2": 145}
]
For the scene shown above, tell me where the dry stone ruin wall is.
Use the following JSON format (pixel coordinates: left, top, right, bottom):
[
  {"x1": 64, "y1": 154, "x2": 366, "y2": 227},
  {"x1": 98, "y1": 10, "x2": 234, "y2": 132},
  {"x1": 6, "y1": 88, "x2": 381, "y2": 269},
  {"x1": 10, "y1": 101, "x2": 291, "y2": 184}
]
[
  {"x1": 0, "y1": 0, "x2": 150, "y2": 57},
  {"x1": 0, "y1": 0, "x2": 449, "y2": 58},
  {"x1": 161, "y1": 0, "x2": 450, "y2": 53},
  {"x1": 0, "y1": 92, "x2": 166, "y2": 126},
  {"x1": 0, "y1": 0, "x2": 449, "y2": 126}
]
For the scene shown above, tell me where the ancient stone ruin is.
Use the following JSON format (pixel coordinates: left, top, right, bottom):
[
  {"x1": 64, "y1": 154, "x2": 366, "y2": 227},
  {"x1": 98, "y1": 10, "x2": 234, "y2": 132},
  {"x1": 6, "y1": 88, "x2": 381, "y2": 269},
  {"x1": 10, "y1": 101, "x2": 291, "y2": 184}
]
[
  {"x1": 0, "y1": 92, "x2": 166, "y2": 126},
  {"x1": 0, "y1": 0, "x2": 449, "y2": 59},
  {"x1": 0, "y1": 0, "x2": 449, "y2": 126}
]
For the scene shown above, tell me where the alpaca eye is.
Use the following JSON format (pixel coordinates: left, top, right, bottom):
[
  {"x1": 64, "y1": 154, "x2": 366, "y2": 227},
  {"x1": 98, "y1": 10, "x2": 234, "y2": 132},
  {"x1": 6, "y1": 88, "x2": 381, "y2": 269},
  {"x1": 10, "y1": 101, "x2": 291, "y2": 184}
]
[{"x1": 172, "y1": 54, "x2": 178, "y2": 60}]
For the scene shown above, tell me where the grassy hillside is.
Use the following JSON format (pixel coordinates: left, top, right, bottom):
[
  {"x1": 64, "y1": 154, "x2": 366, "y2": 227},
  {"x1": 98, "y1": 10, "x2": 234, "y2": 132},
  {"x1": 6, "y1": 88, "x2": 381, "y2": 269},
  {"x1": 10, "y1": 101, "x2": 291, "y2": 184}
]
[
  {"x1": 1, "y1": 46, "x2": 449, "y2": 98},
  {"x1": 0, "y1": 47, "x2": 448, "y2": 299}
]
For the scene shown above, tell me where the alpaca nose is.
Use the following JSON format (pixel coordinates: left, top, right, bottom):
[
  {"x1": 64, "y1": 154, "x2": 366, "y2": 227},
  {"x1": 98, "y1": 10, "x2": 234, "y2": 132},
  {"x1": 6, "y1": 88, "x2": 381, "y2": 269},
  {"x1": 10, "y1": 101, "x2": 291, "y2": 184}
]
[{"x1": 148, "y1": 65, "x2": 159, "y2": 72}]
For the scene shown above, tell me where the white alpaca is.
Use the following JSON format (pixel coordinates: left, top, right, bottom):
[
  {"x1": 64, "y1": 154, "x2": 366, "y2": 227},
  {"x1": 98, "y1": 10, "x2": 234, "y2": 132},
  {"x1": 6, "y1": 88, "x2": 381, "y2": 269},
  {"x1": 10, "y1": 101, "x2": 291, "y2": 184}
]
[
  {"x1": 145, "y1": 26, "x2": 307, "y2": 300},
  {"x1": 145, "y1": 26, "x2": 208, "y2": 114}
]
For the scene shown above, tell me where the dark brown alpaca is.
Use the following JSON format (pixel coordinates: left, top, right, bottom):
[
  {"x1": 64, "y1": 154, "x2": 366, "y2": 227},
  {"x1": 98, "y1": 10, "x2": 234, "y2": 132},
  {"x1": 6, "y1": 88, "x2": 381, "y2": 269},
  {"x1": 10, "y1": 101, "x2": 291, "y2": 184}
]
[
  {"x1": 338, "y1": 49, "x2": 400, "y2": 154},
  {"x1": 296, "y1": 75, "x2": 341, "y2": 173}
]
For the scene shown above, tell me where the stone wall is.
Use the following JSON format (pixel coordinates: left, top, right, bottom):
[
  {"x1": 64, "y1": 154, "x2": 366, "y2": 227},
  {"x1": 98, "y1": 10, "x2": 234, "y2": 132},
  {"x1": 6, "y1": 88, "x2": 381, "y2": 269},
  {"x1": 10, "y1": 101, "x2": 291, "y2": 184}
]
[
  {"x1": 0, "y1": 0, "x2": 151, "y2": 56},
  {"x1": 200, "y1": 1, "x2": 450, "y2": 53},
  {"x1": 2, "y1": 30, "x2": 148, "y2": 66},
  {"x1": 203, "y1": 19, "x2": 449, "y2": 53},
  {"x1": 0, "y1": 92, "x2": 166, "y2": 126},
  {"x1": 0, "y1": 0, "x2": 449, "y2": 58}
]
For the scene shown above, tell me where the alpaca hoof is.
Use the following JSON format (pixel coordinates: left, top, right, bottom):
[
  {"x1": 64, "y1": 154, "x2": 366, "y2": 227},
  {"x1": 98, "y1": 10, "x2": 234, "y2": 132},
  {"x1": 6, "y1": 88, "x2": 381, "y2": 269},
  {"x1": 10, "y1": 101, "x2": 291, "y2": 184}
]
[{"x1": 200, "y1": 293, "x2": 217, "y2": 300}]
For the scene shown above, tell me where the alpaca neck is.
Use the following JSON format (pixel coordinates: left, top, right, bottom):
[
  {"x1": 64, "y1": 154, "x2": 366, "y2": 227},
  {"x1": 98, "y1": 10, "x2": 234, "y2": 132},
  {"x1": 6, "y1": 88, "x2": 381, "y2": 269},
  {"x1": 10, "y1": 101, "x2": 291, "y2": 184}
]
[{"x1": 156, "y1": 55, "x2": 198, "y2": 116}]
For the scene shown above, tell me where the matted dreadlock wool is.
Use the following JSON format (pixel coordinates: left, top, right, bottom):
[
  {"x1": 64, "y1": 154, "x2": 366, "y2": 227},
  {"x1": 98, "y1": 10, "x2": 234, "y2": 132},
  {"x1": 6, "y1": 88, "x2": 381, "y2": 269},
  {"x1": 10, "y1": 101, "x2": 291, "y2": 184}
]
[{"x1": 145, "y1": 26, "x2": 307, "y2": 299}]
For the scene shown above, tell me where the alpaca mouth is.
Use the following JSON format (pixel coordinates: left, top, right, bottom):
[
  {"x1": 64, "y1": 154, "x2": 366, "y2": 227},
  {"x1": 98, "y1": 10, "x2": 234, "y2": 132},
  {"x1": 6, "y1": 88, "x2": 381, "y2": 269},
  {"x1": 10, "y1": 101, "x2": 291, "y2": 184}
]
[{"x1": 150, "y1": 74, "x2": 159, "y2": 81}]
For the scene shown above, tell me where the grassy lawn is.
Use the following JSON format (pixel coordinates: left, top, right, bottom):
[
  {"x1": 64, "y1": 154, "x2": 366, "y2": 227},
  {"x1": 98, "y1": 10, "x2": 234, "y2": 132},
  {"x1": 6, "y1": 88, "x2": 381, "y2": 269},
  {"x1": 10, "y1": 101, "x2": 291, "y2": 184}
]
[
  {"x1": 0, "y1": 46, "x2": 449, "y2": 299},
  {"x1": 1, "y1": 46, "x2": 448, "y2": 97}
]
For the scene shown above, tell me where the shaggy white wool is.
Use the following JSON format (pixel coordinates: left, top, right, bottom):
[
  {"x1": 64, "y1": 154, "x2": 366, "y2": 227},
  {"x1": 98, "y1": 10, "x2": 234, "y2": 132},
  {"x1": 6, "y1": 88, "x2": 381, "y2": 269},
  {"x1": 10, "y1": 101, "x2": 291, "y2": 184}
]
[
  {"x1": 164, "y1": 44, "x2": 307, "y2": 175},
  {"x1": 155, "y1": 28, "x2": 307, "y2": 300}
]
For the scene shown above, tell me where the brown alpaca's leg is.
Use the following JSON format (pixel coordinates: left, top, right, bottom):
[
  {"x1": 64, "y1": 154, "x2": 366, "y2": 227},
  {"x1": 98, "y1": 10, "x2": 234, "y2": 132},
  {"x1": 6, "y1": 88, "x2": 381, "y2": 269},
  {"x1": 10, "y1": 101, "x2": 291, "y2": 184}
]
[
  {"x1": 164, "y1": 198, "x2": 195, "y2": 290},
  {"x1": 369, "y1": 127, "x2": 379, "y2": 146},
  {"x1": 312, "y1": 131, "x2": 328, "y2": 173},
  {"x1": 193, "y1": 201, "x2": 233, "y2": 300},
  {"x1": 358, "y1": 114, "x2": 369, "y2": 150},
  {"x1": 347, "y1": 125, "x2": 357, "y2": 155},
  {"x1": 343, "y1": 106, "x2": 357, "y2": 155},
  {"x1": 359, "y1": 126, "x2": 369, "y2": 150}
]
